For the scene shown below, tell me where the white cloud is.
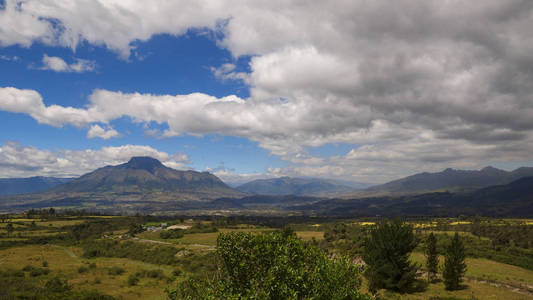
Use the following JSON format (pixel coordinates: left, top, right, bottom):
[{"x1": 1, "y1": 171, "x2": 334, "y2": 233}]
[
  {"x1": 87, "y1": 124, "x2": 119, "y2": 140},
  {"x1": 0, "y1": 142, "x2": 190, "y2": 178},
  {"x1": 41, "y1": 54, "x2": 95, "y2": 73},
  {"x1": 1, "y1": 1, "x2": 533, "y2": 182}
]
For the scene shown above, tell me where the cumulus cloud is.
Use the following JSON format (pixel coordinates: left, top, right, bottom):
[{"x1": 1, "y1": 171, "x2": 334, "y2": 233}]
[
  {"x1": 0, "y1": 142, "x2": 190, "y2": 178},
  {"x1": 87, "y1": 124, "x2": 119, "y2": 140},
  {"x1": 1, "y1": 0, "x2": 533, "y2": 181},
  {"x1": 40, "y1": 54, "x2": 95, "y2": 73}
]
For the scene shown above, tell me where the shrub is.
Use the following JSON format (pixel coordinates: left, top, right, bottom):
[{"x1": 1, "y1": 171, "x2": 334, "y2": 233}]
[
  {"x1": 78, "y1": 266, "x2": 89, "y2": 273},
  {"x1": 160, "y1": 229, "x2": 184, "y2": 239},
  {"x1": 29, "y1": 267, "x2": 49, "y2": 277},
  {"x1": 168, "y1": 230, "x2": 370, "y2": 299},
  {"x1": 127, "y1": 274, "x2": 139, "y2": 286},
  {"x1": 42, "y1": 260, "x2": 48, "y2": 267},
  {"x1": 108, "y1": 266, "x2": 125, "y2": 275}
]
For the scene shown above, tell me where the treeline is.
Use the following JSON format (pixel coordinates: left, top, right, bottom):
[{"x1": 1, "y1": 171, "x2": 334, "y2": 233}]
[{"x1": 82, "y1": 239, "x2": 184, "y2": 265}]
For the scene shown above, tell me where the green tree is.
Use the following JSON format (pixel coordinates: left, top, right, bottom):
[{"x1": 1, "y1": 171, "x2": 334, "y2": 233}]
[
  {"x1": 168, "y1": 230, "x2": 370, "y2": 299},
  {"x1": 425, "y1": 232, "x2": 439, "y2": 282},
  {"x1": 362, "y1": 219, "x2": 419, "y2": 293},
  {"x1": 6, "y1": 223, "x2": 14, "y2": 236},
  {"x1": 443, "y1": 233, "x2": 467, "y2": 290}
]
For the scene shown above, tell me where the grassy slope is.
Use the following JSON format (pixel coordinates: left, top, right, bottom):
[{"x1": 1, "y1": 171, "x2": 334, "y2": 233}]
[{"x1": 0, "y1": 244, "x2": 174, "y2": 300}]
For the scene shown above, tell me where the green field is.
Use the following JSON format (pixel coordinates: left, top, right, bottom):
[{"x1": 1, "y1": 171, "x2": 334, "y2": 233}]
[{"x1": 1, "y1": 215, "x2": 533, "y2": 299}]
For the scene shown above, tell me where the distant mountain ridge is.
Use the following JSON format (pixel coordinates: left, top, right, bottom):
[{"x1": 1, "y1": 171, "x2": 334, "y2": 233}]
[
  {"x1": 0, "y1": 176, "x2": 73, "y2": 195},
  {"x1": 346, "y1": 166, "x2": 533, "y2": 197},
  {"x1": 237, "y1": 176, "x2": 356, "y2": 197},
  {"x1": 292, "y1": 176, "x2": 533, "y2": 217}
]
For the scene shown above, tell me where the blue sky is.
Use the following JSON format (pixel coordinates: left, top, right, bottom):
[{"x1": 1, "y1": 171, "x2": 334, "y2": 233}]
[
  {"x1": 0, "y1": 32, "x2": 290, "y2": 177},
  {"x1": 0, "y1": 1, "x2": 532, "y2": 184}
]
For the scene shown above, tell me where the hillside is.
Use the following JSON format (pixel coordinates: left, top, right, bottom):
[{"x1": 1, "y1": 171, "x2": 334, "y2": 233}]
[
  {"x1": 293, "y1": 176, "x2": 533, "y2": 217},
  {"x1": 236, "y1": 177, "x2": 356, "y2": 197},
  {"x1": 345, "y1": 166, "x2": 533, "y2": 197},
  {"x1": 0, "y1": 177, "x2": 73, "y2": 195}
]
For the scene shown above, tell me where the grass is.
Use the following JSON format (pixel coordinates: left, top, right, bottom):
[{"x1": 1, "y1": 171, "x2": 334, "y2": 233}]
[
  {"x1": 0, "y1": 244, "x2": 175, "y2": 300},
  {"x1": 411, "y1": 252, "x2": 533, "y2": 287}
]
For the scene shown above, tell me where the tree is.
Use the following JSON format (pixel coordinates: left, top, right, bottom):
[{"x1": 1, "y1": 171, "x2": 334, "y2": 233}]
[
  {"x1": 168, "y1": 230, "x2": 370, "y2": 299},
  {"x1": 443, "y1": 233, "x2": 467, "y2": 290},
  {"x1": 362, "y1": 219, "x2": 419, "y2": 293},
  {"x1": 425, "y1": 233, "x2": 439, "y2": 282},
  {"x1": 6, "y1": 223, "x2": 14, "y2": 236}
]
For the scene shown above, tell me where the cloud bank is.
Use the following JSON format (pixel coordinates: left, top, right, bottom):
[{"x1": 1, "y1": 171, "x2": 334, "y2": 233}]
[
  {"x1": 1, "y1": 0, "x2": 533, "y2": 182},
  {"x1": 0, "y1": 142, "x2": 189, "y2": 178}
]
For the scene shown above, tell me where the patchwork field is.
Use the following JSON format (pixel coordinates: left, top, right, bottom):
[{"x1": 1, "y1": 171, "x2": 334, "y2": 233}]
[{"x1": 1, "y1": 215, "x2": 532, "y2": 299}]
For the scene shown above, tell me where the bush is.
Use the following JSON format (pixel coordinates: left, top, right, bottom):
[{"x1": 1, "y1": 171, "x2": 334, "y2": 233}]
[
  {"x1": 29, "y1": 267, "x2": 49, "y2": 277},
  {"x1": 78, "y1": 266, "x2": 89, "y2": 273},
  {"x1": 83, "y1": 239, "x2": 183, "y2": 265},
  {"x1": 127, "y1": 274, "x2": 139, "y2": 286},
  {"x1": 44, "y1": 276, "x2": 70, "y2": 293},
  {"x1": 160, "y1": 229, "x2": 184, "y2": 239},
  {"x1": 108, "y1": 266, "x2": 125, "y2": 275},
  {"x1": 42, "y1": 260, "x2": 48, "y2": 267},
  {"x1": 168, "y1": 230, "x2": 370, "y2": 299},
  {"x1": 89, "y1": 262, "x2": 97, "y2": 269}
]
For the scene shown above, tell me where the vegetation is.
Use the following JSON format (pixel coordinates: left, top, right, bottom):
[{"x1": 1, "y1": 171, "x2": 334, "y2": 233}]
[
  {"x1": 168, "y1": 230, "x2": 369, "y2": 299},
  {"x1": 363, "y1": 219, "x2": 419, "y2": 293},
  {"x1": 443, "y1": 233, "x2": 467, "y2": 290},
  {"x1": 1, "y1": 213, "x2": 533, "y2": 299},
  {"x1": 425, "y1": 232, "x2": 439, "y2": 282}
]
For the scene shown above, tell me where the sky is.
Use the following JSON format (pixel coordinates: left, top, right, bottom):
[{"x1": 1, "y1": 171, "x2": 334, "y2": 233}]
[{"x1": 0, "y1": 0, "x2": 533, "y2": 185}]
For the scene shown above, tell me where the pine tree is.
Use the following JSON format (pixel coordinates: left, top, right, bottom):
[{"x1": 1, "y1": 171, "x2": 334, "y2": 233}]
[
  {"x1": 425, "y1": 232, "x2": 439, "y2": 282},
  {"x1": 362, "y1": 219, "x2": 419, "y2": 293},
  {"x1": 443, "y1": 232, "x2": 467, "y2": 290}
]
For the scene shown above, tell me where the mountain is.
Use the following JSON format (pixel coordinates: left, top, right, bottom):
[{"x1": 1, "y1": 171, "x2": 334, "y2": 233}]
[
  {"x1": 51, "y1": 156, "x2": 244, "y2": 199},
  {"x1": 0, "y1": 157, "x2": 245, "y2": 212},
  {"x1": 345, "y1": 166, "x2": 533, "y2": 197},
  {"x1": 236, "y1": 177, "x2": 356, "y2": 197},
  {"x1": 0, "y1": 176, "x2": 73, "y2": 195},
  {"x1": 291, "y1": 176, "x2": 533, "y2": 217}
]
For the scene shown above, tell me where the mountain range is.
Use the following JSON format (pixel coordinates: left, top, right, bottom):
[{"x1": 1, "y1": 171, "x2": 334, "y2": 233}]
[
  {"x1": 1, "y1": 159, "x2": 532, "y2": 217},
  {"x1": 0, "y1": 177, "x2": 73, "y2": 195},
  {"x1": 292, "y1": 176, "x2": 533, "y2": 217},
  {"x1": 344, "y1": 166, "x2": 533, "y2": 198},
  {"x1": 236, "y1": 177, "x2": 357, "y2": 197}
]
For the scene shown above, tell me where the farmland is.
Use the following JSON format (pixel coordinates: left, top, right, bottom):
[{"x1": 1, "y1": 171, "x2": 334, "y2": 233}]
[{"x1": 1, "y1": 212, "x2": 533, "y2": 299}]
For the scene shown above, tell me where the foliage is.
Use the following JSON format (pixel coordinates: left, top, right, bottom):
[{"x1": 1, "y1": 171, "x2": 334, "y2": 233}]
[
  {"x1": 107, "y1": 266, "x2": 125, "y2": 275},
  {"x1": 127, "y1": 274, "x2": 139, "y2": 286},
  {"x1": 363, "y1": 219, "x2": 419, "y2": 293},
  {"x1": 425, "y1": 232, "x2": 439, "y2": 281},
  {"x1": 78, "y1": 266, "x2": 89, "y2": 273},
  {"x1": 185, "y1": 222, "x2": 218, "y2": 234},
  {"x1": 82, "y1": 239, "x2": 183, "y2": 265},
  {"x1": 443, "y1": 233, "x2": 467, "y2": 290},
  {"x1": 0, "y1": 269, "x2": 115, "y2": 299},
  {"x1": 160, "y1": 229, "x2": 185, "y2": 239},
  {"x1": 168, "y1": 230, "x2": 369, "y2": 299}
]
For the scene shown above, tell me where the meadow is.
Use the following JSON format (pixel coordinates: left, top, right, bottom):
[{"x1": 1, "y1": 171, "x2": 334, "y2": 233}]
[{"x1": 1, "y1": 213, "x2": 533, "y2": 299}]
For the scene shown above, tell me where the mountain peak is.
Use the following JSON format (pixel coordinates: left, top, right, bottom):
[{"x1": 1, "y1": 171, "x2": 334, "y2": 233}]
[
  {"x1": 125, "y1": 156, "x2": 164, "y2": 173},
  {"x1": 480, "y1": 166, "x2": 503, "y2": 173}
]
